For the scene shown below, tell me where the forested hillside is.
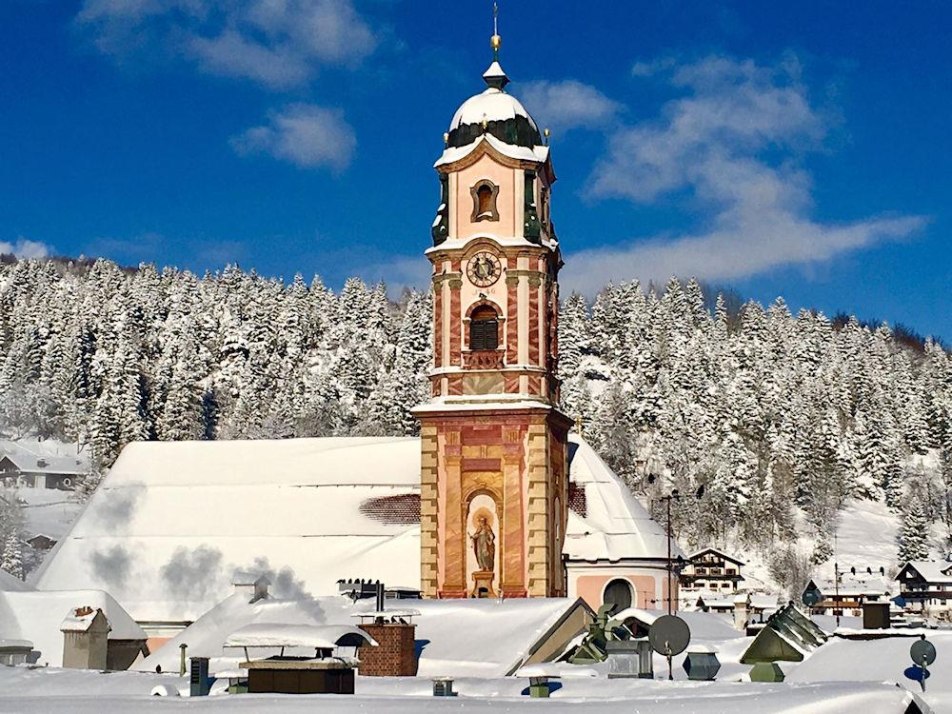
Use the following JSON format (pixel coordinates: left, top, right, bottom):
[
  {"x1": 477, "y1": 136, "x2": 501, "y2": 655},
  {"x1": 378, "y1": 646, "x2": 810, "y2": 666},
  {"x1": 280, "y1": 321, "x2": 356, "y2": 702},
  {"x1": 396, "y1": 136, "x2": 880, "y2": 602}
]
[{"x1": 1, "y1": 258, "x2": 950, "y2": 568}]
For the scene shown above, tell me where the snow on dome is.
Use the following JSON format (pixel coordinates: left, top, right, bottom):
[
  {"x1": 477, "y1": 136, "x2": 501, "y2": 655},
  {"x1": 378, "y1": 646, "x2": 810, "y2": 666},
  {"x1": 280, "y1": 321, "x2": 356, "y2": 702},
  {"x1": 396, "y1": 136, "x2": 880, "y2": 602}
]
[{"x1": 449, "y1": 87, "x2": 538, "y2": 135}]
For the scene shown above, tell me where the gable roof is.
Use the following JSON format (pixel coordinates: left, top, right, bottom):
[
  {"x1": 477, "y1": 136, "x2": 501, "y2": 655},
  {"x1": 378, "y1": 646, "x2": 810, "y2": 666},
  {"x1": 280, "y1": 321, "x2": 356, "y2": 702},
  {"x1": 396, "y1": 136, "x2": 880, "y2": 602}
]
[
  {"x1": 805, "y1": 575, "x2": 893, "y2": 598},
  {"x1": 688, "y1": 547, "x2": 745, "y2": 566},
  {"x1": 0, "y1": 439, "x2": 90, "y2": 476},
  {"x1": 36, "y1": 434, "x2": 670, "y2": 623},
  {"x1": 897, "y1": 560, "x2": 952, "y2": 584}
]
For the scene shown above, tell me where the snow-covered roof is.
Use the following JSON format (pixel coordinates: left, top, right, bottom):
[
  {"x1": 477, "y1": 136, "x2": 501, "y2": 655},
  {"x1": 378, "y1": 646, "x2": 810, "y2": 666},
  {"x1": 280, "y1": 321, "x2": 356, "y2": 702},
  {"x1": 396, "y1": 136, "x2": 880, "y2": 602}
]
[
  {"x1": 898, "y1": 560, "x2": 952, "y2": 584},
  {"x1": 142, "y1": 593, "x2": 590, "y2": 678},
  {"x1": 37, "y1": 435, "x2": 669, "y2": 622},
  {"x1": 35, "y1": 437, "x2": 424, "y2": 622},
  {"x1": 60, "y1": 607, "x2": 107, "y2": 633},
  {"x1": 434, "y1": 133, "x2": 549, "y2": 169},
  {"x1": 0, "y1": 439, "x2": 90, "y2": 476},
  {"x1": 808, "y1": 575, "x2": 893, "y2": 598},
  {"x1": 688, "y1": 547, "x2": 745, "y2": 566},
  {"x1": 564, "y1": 437, "x2": 676, "y2": 563},
  {"x1": 224, "y1": 623, "x2": 374, "y2": 650},
  {"x1": 0, "y1": 590, "x2": 145, "y2": 667},
  {"x1": 449, "y1": 87, "x2": 537, "y2": 135}
]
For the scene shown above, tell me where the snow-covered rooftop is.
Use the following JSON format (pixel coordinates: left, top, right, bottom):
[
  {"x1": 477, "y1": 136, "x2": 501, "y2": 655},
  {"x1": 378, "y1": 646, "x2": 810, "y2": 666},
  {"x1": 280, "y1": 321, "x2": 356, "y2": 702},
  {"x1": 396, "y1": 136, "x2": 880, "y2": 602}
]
[
  {"x1": 141, "y1": 592, "x2": 589, "y2": 678},
  {"x1": 0, "y1": 590, "x2": 144, "y2": 667},
  {"x1": 449, "y1": 87, "x2": 537, "y2": 135},
  {"x1": 37, "y1": 434, "x2": 669, "y2": 623},
  {"x1": 899, "y1": 560, "x2": 952, "y2": 584},
  {"x1": 434, "y1": 133, "x2": 549, "y2": 169},
  {"x1": 0, "y1": 438, "x2": 90, "y2": 476},
  {"x1": 564, "y1": 437, "x2": 675, "y2": 563}
]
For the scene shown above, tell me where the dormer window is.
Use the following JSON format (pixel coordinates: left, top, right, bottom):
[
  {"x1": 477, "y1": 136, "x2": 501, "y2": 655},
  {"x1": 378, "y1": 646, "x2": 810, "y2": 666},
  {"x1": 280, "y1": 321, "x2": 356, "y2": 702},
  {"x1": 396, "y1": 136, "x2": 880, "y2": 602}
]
[
  {"x1": 470, "y1": 180, "x2": 499, "y2": 222},
  {"x1": 469, "y1": 305, "x2": 499, "y2": 351}
]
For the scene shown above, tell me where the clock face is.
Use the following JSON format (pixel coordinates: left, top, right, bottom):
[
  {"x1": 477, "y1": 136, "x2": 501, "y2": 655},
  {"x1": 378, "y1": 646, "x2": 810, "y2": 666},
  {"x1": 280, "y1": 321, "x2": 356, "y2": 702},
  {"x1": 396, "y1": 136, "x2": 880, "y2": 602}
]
[{"x1": 467, "y1": 252, "x2": 502, "y2": 287}]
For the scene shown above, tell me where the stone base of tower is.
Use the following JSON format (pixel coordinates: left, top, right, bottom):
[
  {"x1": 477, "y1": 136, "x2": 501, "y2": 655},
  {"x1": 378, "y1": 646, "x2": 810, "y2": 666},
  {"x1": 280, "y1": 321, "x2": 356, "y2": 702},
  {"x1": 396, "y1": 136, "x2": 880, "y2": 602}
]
[{"x1": 416, "y1": 403, "x2": 572, "y2": 599}]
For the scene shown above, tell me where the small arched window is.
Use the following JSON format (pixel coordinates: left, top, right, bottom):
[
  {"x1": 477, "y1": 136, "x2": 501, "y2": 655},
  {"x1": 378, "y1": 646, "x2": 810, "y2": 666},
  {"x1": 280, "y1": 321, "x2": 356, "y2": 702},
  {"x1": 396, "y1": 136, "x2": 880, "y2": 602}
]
[
  {"x1": 470, "y1": 306, "x2": 499, "y2": 351},
  {"x1": 470, "y1": 180, "x2": 499, "y2": 222},
  {"x1": 477, "y1": 185, "x2": 493, "y2": 215}
]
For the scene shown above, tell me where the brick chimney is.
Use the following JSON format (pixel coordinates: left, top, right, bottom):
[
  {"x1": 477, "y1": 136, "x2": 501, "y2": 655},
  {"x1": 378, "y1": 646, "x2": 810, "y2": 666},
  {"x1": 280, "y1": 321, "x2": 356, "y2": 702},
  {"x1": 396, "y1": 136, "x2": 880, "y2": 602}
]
[{"x1": 356, "y1": 584, "x2": 418, "y2": 677}]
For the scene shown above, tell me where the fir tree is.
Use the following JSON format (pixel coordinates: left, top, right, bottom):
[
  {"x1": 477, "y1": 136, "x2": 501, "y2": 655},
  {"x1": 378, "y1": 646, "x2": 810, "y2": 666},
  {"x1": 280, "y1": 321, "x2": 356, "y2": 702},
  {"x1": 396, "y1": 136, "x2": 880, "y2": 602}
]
[{"x1": 898, "y1": 496, "x2": 931, "y2": 563}]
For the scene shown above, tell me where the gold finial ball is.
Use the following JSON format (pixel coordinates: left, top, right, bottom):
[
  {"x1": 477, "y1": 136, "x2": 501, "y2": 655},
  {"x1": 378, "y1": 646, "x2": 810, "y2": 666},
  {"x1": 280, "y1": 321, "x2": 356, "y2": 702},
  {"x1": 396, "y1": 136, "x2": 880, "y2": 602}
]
[{"x1": 491, "y1": 34, "x2": 502, "y2": 51}]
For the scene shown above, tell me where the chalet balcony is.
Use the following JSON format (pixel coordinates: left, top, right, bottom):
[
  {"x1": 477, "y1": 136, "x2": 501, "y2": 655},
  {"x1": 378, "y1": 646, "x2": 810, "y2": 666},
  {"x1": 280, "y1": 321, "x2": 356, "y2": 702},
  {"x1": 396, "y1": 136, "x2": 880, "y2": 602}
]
[{"x1": 463, "y1": 350, "x2": 505, "y2": 370}]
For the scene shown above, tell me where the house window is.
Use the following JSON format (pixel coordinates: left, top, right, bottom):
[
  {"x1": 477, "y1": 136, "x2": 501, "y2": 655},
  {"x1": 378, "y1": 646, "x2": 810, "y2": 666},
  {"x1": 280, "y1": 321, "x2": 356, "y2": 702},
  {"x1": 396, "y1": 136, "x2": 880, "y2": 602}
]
[
  {"x1": 470, "y1": 181, "x2": 499, "y2": 222},
  {"x1": 469, "y1": 306, "x2": 499, "y2": 351},
  {"x1": 603, "y1": 579, "x2": 633, "y2": 614}
]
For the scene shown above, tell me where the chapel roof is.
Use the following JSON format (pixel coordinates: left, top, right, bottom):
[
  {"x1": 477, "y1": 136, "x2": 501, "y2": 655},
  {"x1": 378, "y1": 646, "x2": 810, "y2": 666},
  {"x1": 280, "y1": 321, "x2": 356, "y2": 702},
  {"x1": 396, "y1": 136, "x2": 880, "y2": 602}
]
[{"x1": 36, "y1": 434, "x2": 670, "y2": 623}]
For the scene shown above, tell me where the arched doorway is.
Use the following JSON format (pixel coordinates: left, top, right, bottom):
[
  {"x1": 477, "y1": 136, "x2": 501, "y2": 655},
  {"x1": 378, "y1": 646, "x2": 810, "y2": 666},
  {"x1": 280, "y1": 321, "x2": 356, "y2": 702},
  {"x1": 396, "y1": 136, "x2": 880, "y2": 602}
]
[{"x1": 603, "y1": 578, "x2": 634, "y2": 614}]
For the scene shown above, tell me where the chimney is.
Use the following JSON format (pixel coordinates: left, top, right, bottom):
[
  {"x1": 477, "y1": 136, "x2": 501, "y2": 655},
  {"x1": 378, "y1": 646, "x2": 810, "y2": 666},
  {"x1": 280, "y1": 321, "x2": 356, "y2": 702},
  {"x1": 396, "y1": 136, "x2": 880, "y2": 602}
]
[
  {"x1": 356, "y1": 584, "x2": 419, "y2": 677},
  {"x1": 733, "y1": 593, "x2": 750, "y2": 632}
]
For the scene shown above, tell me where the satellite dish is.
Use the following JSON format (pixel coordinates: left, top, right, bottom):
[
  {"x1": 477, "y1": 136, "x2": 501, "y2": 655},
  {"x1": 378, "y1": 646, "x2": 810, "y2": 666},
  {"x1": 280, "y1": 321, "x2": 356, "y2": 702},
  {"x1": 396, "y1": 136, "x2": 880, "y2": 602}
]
[
  {"x1": 648, "y1": 615, "x2": 691, "y2": 657},
  {"x1": 802, "y1": 589, "x2": 821, "y2": 607},
  {"x1": 910, "y1": 639, "x2": 937, "y2": 667}
]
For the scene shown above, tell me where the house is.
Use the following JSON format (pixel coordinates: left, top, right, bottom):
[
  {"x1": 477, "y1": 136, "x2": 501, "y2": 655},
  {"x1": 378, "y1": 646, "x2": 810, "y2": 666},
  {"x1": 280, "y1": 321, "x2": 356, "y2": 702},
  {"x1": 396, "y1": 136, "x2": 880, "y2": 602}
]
[
  {"x1": 0, "y1": 439, "x2": 90, "y2": 490},
  {"x1": 895, "y1": 560, "x2": 952, "y2": 617},
  {"x1": 803, "y1": 570, "x2": 892, "y2": 617},
  {"x1": 678, "y1": 548, "x2": 745, "y2": 595},
  {"x1": 36, "y1": 434, "x2": 674, "y2": 641}
]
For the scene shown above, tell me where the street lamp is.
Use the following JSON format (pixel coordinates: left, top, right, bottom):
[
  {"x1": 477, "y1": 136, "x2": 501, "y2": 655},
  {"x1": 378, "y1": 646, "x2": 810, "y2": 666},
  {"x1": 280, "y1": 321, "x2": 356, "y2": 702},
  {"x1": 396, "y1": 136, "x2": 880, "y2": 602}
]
[{"x1": 648, "y1": 476, "x2": 705, "y2": 615}]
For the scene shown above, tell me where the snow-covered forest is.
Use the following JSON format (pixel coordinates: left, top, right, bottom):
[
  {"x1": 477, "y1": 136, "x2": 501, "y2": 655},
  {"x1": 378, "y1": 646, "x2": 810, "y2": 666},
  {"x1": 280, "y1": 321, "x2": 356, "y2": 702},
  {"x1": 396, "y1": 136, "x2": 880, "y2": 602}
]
[{"x1": 1, "y1": 258, "x2": 950, "y2": 569}]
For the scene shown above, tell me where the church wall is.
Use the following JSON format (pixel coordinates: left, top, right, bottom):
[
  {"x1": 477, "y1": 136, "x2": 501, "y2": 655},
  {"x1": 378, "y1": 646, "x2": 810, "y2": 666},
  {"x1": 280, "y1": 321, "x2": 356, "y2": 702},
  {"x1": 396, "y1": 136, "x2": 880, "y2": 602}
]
[{"x1": 569, "y1": 567, "x2": 672, "y2": 612}]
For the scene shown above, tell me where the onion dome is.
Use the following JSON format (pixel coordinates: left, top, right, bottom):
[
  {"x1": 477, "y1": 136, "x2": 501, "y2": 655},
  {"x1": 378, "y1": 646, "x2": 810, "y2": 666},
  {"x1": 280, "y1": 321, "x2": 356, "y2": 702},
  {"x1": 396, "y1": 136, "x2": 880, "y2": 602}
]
[{"x1": 445, "y1": 60, "x2": 543, "y2": 150}]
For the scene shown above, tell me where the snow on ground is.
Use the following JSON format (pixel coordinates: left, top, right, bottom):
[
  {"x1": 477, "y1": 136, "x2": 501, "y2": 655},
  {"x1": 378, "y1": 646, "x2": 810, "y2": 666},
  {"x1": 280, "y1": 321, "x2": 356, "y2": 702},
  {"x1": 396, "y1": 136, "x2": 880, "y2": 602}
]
[
  {"x1": 11, "y1": 486, "x2": 84, "y2": 541},
  {"x1": 716, "y1": 498, "x2": 903, "y2": 598},
  {"x1": 789, "y1": 630, "x2": 952, "y2": 709},
  {"x1": 0, "y1": 665, "x2": 930, "y2": 713}
]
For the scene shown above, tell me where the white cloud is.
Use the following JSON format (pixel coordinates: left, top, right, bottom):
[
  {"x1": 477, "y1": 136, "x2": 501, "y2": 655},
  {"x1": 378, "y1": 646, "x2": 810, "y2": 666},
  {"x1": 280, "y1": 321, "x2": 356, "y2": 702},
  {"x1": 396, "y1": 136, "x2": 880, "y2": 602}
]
[
  {"x1": 630, "y1": 57, "x2": 677, "y2": 77},
  {"x1": 230, "y1": 104, "x2": 356, "y2": 170},
  {"x1": 563, "y1": 55, "x2": 926, "y2": 294},
  {"x1": 0, "y1": 238, "x2": 53, "y2": 259},
  {"x1": 520, "y1": 80, "x2": 620, "y2": 133},
  {"x1": 77, "y1": 0, "x2": 376, "y2": 88}
]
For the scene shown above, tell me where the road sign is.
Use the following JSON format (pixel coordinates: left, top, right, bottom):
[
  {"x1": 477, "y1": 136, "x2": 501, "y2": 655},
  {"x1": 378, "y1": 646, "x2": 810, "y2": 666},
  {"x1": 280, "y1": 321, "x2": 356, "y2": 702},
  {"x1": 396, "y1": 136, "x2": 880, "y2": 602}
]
[{"x1": 649, "y1": 615, "x2": 691, "y2": 657}]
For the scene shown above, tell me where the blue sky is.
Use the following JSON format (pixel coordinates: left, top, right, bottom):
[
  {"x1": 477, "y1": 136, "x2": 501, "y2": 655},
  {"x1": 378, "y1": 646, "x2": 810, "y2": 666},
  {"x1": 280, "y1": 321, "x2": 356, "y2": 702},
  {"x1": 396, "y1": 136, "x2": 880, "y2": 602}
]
[{"x1": 1, "y1": 1, "x2": 949, "y2": 339}]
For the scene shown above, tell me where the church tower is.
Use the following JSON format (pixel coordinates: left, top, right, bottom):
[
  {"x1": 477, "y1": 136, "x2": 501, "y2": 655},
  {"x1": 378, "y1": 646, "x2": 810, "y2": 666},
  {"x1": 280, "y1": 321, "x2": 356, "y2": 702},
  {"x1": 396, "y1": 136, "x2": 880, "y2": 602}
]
[{"x1": 415, "y1": 21, "x2": 571, "y2": 599}]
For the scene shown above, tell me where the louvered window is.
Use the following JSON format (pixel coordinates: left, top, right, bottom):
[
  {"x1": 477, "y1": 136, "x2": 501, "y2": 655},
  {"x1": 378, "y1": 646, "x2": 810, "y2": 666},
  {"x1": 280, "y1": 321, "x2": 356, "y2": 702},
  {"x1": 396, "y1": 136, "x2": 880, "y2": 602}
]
[{"x1": 470, "y1": 306, "x2": 499, "y2": 351}]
